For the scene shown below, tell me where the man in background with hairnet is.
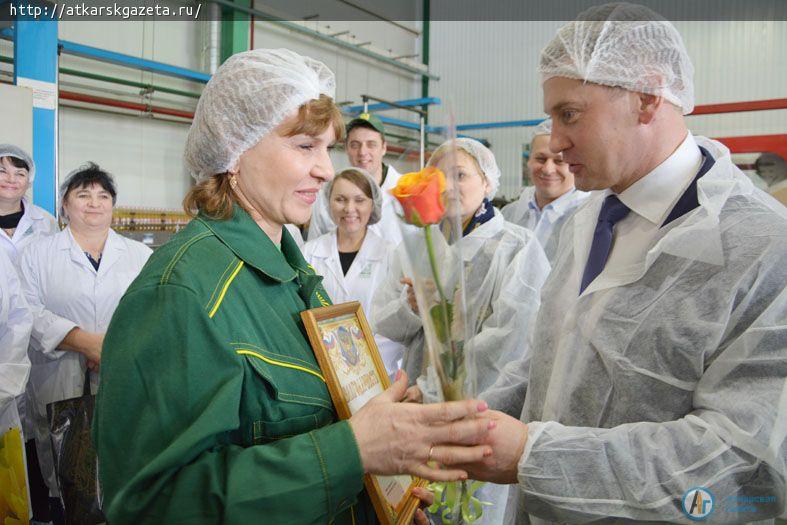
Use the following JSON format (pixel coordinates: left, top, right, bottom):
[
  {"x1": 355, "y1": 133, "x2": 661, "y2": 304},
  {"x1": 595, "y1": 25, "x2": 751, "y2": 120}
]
[
  {"x1": 457, "y1": 3, "x2": 787, "y2": 523},
  {"x1": 502, "y1": 118, "x2": 588, "y2": 262}
]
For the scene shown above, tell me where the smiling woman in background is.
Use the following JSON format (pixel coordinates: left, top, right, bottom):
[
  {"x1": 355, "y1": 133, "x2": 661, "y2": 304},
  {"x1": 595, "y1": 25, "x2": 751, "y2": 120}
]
[
  {"x1": 0, "y1": 144, "x2": 58, "y2": 263},
  {"x1": 19, "y1": 163, "x2": 152, "y2": 505},
  {"x1": 303, "y1": 167, "x2": 405, "y2": 376}
]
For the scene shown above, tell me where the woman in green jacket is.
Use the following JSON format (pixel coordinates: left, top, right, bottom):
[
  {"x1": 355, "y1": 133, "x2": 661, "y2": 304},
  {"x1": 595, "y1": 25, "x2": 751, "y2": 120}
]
[{"x1": 93, "y1": 49, "x2": 493, "y2": 524}]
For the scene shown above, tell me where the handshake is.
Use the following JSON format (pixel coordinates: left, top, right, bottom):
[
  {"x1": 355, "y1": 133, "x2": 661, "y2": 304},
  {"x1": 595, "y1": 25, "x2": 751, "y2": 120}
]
[{"x1": 348, "y1": 370, "x2": 528, "y2": 486}]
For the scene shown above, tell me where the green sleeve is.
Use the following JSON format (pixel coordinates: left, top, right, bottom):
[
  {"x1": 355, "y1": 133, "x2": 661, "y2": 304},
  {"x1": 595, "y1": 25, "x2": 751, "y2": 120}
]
[{"x1": 93, "y1": 284, "x2": 365, "y2": 524}]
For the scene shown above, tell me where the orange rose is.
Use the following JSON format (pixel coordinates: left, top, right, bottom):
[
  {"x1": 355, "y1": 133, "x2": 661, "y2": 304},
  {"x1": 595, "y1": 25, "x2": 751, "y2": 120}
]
[{"x1": 390, "y1": 166, "x2": 446, "y2": 226}]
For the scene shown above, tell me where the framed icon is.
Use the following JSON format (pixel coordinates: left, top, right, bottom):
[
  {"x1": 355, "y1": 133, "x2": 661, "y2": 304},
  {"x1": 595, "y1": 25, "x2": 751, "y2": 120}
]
[{"x1": 301, "y1": 301, "x2": 427, "y2": 525}]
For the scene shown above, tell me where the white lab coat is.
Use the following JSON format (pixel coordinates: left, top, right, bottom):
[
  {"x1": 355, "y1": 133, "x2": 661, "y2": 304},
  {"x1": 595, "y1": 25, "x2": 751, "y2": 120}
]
[
  {"x1": 373, "y1": 210, "x2": 551, "y2": 394},
  {"x1": 0, "y1": 249, "x2": 32, "y2": 435},
  {"x1": 303, "y1": 228, "x2": 405, "y2": 376},
  {"x1": 1, "y1": 198, "x2": 57, "y2": 437},
  {"x1": 19, "y1": 226, "x2": 152, "y2": 492},
  {"x1": 307, "y1": 164, "x2": 415, "y2": 246},
  {"x1": 373, "y1": 211, "x2": 551, "y2": 524},
  {"x1": 484, "y1": 137, "x2": 787, "y2": 524},
  {"x1": 501, "y1": 187, "x2": 589, "y2": 262},
  {"x1": 0, "y1": 197, "x2": 58, "y2": 265}
]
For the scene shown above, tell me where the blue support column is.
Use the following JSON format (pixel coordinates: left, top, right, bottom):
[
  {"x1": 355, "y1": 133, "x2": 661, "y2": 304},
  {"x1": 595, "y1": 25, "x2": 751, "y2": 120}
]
[{"x1": 14, "y1": 11, "x2": 58, "y2": 215}]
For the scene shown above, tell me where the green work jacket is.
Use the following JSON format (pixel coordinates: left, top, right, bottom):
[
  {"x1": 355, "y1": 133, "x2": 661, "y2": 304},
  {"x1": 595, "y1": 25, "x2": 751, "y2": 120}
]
[{"x1": 93, "y1": 205, "x2": 376, "y2": 524}]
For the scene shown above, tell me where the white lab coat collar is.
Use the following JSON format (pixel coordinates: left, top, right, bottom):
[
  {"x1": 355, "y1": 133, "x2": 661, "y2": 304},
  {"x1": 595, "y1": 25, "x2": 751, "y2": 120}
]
[
  {"x1": 311, "y1": 228, "x2": 386, "y2": 261},
  {"x1": 544, "y1": 188, "x2": 584, "y2": 214},
  {"x1": 2, "y1": 198, "x2": 49, "y2": 244},
  {"x1": 460, "y1": 210, "x2": 505, "y2": 261},
  {"x1": 60, "y1": 226, "x2": 127, "y2": 276},
  {"x1": 615, "y1": 132, "x2": 703, "y2": 226},
  {"x1": 576, "y1": 136, "x2": 742, "y2": 297},
  {"x1": 517, "y1": 186, "x2": 536, "y2": 203},
  {"x1": 310, "y1": 228, "x2": 387, "y2": 296},
  {"x1": 21, "y1": 197, "x2": 50, "y2": 222},
  {"x1": 380, "y1": 164, "x2": 402, "y2": 192}
]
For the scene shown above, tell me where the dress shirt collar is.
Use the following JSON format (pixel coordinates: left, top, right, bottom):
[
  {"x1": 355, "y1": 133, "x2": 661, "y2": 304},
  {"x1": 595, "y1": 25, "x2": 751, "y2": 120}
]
[{"x1": 615, "y1": 132, "x2": 703, "y2": 225}]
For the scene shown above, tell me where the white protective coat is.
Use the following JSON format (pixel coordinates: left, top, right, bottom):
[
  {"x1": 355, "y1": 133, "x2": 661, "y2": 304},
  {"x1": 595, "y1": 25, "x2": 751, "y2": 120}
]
[
  {"x1": 502, "y1": 188, "x2": 589, "y2": 262},
  {"x1": 308, "y1": 164, "x2": 415, "y2": 246},
  {"x1": 303, "y1": 228, "x2": 405, "y2": 376},
  {"x1": 483, "y1": 137, "x2": 787, "y2": 524},
  {"x1": 0, "y1": 197, "x2": 58, "y2": 264},
  {"x1": 0, "y1": 249, "x2": 31, "y2": 434},
  {"x1": 18, "y1": 227, "x2": 151, "y2": 492},
  {"x1": 373, "y1": 210, "x2": 550, "y2": 394},
  {"x1": 373, "y1": 211, "x2": 551, "y2": 524}
]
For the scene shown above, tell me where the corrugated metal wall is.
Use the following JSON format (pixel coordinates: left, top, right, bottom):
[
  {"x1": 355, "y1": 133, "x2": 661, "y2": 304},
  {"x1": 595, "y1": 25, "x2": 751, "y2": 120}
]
[{"x1": 429, "y1": 20, "x2": 787, "y2": 199}]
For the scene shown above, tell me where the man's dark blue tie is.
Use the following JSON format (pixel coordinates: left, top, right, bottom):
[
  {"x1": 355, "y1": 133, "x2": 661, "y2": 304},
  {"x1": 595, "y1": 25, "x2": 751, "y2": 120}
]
[{"x1": 579, "y1": 194, "x2": 631, "y2": 295}]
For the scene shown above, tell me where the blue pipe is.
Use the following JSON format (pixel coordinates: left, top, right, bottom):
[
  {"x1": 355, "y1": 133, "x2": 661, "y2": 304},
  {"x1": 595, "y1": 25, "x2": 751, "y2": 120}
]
[
  {"x1": 344, "y1": 97, "x2": 441, "y2": 114},
  {"x1": 456, "y1": 118, "x2": 545, "y2": 131},
  {"x1": 58, "y1": 40, "x2": 211, "y2": 83},
  {"x1": 369, "y1": 116, "x2": 484, "y2": 143}
]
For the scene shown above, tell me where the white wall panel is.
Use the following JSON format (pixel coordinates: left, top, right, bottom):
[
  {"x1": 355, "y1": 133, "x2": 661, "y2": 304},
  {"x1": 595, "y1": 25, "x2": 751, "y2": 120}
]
[
  {"x1": 49, "y1": 16, "x2": 424, "y2": 208},
  {"x1": 58, "y1": 107, "x2": 191, "y2": 209}
]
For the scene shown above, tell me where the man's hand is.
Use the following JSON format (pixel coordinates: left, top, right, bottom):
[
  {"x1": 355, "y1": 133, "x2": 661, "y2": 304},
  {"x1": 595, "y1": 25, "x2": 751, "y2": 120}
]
[{"x1": 449, "y1": 410, "x2": 528, "y2": 485}]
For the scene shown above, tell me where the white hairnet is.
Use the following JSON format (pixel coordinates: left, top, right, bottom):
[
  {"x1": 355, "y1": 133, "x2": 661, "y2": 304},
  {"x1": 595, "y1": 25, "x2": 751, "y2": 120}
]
[
  {"x1": 325, "y1": 167, "x2": 383, "y2": 225},
  {"x1": 0, "y1": 144, "x2": 35, "y2": 183},
  {"x1": 428, "y1": 138, "x2": 502, "y2": 199},
  {"x1": 58, "y1": 162, "x2": 117, "y2": 219},
  {"x1": 540, "y1": 2, "x2": 695, "y2": 114},
  {"x1": 184, "y1": 48, "x2": 336, "y2": 182},
  {"x1": 532, "y1": 118, "x2": 552, "y2": 140}
]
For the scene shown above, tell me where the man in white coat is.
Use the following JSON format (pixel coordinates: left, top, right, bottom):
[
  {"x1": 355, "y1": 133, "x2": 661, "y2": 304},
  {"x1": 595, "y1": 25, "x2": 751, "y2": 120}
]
[
  {"x1": 451, "y1": 4, "x2": 787, "y2": 523},
  {"x1": 308, "y1": 113, "x2": 407, "y2": 245},
  {"x1": 501, "y1": 120, "x2": 588, "y2": 261}
]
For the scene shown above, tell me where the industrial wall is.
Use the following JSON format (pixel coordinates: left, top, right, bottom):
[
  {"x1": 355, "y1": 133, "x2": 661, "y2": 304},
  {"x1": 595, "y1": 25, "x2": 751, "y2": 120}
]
[
  {"x1": 429, "y1": 20, "x2": 787, "y2": 198},
  {"x1": 1, "y1": 14, "x2": 425, "y2": 210},
  {"x1": 3, "y1": 15, "x2": 784, "y2": 208}
]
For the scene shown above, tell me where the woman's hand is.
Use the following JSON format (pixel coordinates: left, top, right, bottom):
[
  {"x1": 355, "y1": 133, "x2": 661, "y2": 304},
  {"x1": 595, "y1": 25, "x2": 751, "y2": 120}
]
[
  {"x1": 411, "y1": 486, "x2": 434, "y2": 525},
  {"x1": 61, "y1": 328, "x2": 105, "y2": 364},
  {"x1": 404, "y1": 384, "x2": 423, "y2": 403},
  {"x1": 401, "y1": 278, "x2": 419, "y2": 314},
  {"x1": 349, "y1": 371, "x2": 494, "y2": 482}
]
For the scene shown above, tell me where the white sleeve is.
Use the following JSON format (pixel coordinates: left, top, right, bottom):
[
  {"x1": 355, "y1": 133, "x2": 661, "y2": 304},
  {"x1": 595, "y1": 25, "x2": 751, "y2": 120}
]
[
  {"x1": 0, "y1": 255, "x2": 32, "y2": 400},
  {"x1": 18, "y1": 248, "x2": 77, "y2": 358},
  {"x1": 469, "y1": 236, "x2": 550, "y2": 396},
  {"x1": 370, "y1": 246, "x2": 423, "y2": 344}
]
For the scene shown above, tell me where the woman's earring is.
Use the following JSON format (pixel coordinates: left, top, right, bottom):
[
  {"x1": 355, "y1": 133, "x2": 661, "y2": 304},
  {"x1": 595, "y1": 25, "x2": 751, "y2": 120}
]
[{"x1": 229, "y1": 175, "x2": 238, "y2": 189}]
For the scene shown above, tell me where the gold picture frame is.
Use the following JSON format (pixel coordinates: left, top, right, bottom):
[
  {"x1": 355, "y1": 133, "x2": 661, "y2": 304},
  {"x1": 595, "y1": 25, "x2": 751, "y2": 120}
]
[{"x1": 301, "y1": 301, "x2": 427, "y2": 525}]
